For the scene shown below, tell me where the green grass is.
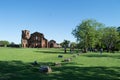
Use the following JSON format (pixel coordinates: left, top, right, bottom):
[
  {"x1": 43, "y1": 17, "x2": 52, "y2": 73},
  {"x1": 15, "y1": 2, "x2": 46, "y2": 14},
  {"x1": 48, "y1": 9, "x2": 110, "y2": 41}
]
[{"x1": 0, "y1": 47, "x2": 120, "y2": 80}]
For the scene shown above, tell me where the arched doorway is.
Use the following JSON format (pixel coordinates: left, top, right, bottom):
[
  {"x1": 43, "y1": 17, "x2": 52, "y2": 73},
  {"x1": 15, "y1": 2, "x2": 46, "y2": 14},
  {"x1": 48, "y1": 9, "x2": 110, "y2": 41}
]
[{"x1": 50, "y1": 43, "x2": 54, "y2": 48}]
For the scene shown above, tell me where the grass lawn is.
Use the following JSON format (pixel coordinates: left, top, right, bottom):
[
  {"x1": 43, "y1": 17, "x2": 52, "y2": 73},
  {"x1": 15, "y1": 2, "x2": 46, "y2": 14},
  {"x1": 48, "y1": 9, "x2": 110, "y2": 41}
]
[{"x1": 0, "y1": 47, "x2": 120, "y2": 80}]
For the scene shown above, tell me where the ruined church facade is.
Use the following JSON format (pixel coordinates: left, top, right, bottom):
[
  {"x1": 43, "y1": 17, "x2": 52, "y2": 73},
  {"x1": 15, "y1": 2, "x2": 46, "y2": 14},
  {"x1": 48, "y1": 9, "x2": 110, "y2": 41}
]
[{"x1": 21, "y1": 30, "x2": 60, "y2": 48}]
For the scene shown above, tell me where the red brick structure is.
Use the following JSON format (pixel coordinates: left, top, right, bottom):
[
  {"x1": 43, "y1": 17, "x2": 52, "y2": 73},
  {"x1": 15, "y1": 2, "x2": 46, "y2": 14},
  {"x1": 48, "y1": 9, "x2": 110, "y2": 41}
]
[
  {"x1": 21, "y1": 30, "x2": 60, "y2": 48},
  {"x1": 21, "y1": 30, "x2": 48, "y2": 48},
  {"x1": 28, "y1": 32, "x2": 48, "y2": 48},
  {"x1": 21, "y1": 30, "x2": 30, "y2": 48},
  {"x1": 49, "y1": 40, "x2": 59, "y2": 48}
]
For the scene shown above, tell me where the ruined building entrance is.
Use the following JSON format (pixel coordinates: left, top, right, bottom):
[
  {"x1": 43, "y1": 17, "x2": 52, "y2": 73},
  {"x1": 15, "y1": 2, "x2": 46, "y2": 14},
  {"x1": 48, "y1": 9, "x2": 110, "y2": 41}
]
[
  {"x1": 50, "y1": 43, "x2": 54, "y2": 48},
  {"x1": 21, "y1": 30, "x2": 48, "y2": 48},
  {"x1": 21, "y1": 30, "x2": 60, "y2": 48}
]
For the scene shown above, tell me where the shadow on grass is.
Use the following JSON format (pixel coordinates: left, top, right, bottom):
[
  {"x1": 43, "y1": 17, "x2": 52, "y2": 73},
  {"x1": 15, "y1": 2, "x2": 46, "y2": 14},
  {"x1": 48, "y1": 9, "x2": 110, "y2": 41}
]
[
  {"x1": 0, "y1": 61, "x2": 120, "y2": 80},
  {"x1": 35, "y1": 50, "x2": 64, "y2": 54},
  {"x1": 34, "y1": 50, "x2": 71, "y2": 54},
  {"x1": 82, "y1": 54, "x2": 120, "y2": 59}
]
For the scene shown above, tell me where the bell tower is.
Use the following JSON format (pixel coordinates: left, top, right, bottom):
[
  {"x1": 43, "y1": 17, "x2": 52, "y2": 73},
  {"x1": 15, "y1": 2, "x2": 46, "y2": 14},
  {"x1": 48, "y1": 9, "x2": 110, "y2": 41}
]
[{"x1": 21, "y1": 30, "x2": 30, "y2": 48}]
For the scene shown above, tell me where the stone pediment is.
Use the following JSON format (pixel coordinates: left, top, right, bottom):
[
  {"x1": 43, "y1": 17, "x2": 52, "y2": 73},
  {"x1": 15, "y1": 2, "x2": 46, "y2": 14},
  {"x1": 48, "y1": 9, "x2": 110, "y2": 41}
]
[{"x1": 31, "y1": 32, "x2": 44, "y2": 37}]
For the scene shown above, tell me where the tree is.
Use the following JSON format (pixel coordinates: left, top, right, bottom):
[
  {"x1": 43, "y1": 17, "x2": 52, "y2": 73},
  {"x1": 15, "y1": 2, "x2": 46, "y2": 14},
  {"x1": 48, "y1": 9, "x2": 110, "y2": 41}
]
[
  {"x1": 72, "y1": 19, "x2": 104, "y2": 52},
  {"x1": 116, "y1": 26, "x2": 120, "y2": 50},
  {"x1": 117, "y1": 26, "x2": 120, "y2": 41},
  {"x1": 70, "y1": 42, "x2": 76, "y2": 48},
  {"x1": 60, "y1": 40, "x2": 70, "y2": 48},
  {"x1": 10, "y1": 42, "x2": 15, "y2": 45},
  {"x1": 117, "y1": 26, "x2": 120, "y2": 33},
  {"x1": 0, "y1": 40, "x2": 10, "y2": 47},
  {"x1": 95, "y1": 27, "x2": 105, "y2": 49},
  {"x1": 102, "y1": 27, "x2": 119, "y2": 52}
]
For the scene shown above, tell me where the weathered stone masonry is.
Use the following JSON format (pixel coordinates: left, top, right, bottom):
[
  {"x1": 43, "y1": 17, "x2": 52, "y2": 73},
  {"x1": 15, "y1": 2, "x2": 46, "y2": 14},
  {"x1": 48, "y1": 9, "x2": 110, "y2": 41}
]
[{"x1": 21, "y1": 30, "x2": 60, "y2": 48}]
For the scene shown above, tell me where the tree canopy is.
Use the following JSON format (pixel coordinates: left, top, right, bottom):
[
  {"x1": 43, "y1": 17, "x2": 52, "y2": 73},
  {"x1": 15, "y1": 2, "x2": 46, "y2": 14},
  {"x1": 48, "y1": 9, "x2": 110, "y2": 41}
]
[
  {"x1": 72, "y1": 19, "x2": 120, "y2": 52},
  {"x1": 60, "y1": 40, "x2": 70, "y2": 48},
  {"x1": 0, "y1": 40, "x2": 10, "y2": 47}
]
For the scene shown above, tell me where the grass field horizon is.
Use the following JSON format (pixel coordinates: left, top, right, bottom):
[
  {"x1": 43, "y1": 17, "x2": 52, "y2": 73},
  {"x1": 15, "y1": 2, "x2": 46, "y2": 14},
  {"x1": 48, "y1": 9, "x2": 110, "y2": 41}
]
[{"x1": 0, "y1": 47, "x2": 120, "y2": 80}]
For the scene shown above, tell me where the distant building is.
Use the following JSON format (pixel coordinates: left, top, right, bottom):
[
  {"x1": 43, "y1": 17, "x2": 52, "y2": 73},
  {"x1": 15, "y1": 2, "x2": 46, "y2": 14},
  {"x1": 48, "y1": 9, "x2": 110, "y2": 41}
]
[
  {"x1": 48, "y1": 40, "x2": 61, "y2": 48},
  {"x1": 21, "y1": 30, "x2": 60, "y2": 48}
]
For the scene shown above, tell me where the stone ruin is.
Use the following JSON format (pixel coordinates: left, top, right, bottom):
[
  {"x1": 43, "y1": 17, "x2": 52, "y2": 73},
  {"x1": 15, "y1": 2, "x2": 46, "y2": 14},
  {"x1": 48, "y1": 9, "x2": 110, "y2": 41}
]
[
  {"x1": 39, "y1": 66, "x2": 52, "y2": 73},
  {"x1": 21, "y1": 30, "x2": 61, "y2": 48},
  {"x1": 62, "y1": 58, "x2": 72, "y2": 62},
  {"x1": 53, "y1": 62, "x2": 61, "y2": 67}
]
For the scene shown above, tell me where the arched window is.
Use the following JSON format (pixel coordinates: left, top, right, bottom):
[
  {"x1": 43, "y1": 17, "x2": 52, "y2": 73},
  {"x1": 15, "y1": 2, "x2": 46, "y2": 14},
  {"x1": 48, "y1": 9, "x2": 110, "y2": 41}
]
[{"x1": 36, "y1": 36, "x2": 38, "y2": 40}]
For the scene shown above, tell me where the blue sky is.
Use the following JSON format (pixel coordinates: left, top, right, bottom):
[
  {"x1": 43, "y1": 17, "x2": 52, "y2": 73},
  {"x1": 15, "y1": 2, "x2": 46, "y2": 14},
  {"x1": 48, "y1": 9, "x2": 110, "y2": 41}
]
[{"x1": 0, "y1": 0, "x2": 120, "y2": 44}]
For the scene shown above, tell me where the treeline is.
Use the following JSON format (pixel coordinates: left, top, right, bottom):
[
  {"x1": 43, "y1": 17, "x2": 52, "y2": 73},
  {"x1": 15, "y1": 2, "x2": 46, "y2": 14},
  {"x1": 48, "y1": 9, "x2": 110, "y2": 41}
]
[
  {"x1": 0, "y1": 40, "x2": 21, "y2": 48},
  {"x1": 72, "y1": 19, "x2": 120, "y2": 53}
]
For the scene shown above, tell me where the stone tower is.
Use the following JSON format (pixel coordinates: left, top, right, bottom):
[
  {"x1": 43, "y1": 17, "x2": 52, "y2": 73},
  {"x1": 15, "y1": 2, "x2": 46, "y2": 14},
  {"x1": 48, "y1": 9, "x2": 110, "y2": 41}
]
[{"x1": 21, "y1": 30, "x2": 30, "y2": 48}]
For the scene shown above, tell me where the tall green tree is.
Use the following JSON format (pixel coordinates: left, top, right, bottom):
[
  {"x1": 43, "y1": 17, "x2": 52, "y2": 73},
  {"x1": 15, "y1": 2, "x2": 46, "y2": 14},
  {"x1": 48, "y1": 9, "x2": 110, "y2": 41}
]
[
  {"x1": 117, "y1": 26, "x2": 120, "y2": 39},
  {"x1": 72, "y1": 19, "x2": 104, "y2": 52},
  {"x1": 60, "y1": 40, "x2": 70, "y2": 48},
  {"x1": 116, "y1": 27, "x2": 120, "y2": 50},
  {"x1": 102, "y1": 27, "x2": 119, "y2": 52},
  {"x1": 117, "y1": 26, "x2": 120, "y2": 33},
  {"x1": 95, "y1": 27, "x2": 105, "y2": 48},
  {"x1": 70, "y1": 42, "x2": 76, "y2": 48}
]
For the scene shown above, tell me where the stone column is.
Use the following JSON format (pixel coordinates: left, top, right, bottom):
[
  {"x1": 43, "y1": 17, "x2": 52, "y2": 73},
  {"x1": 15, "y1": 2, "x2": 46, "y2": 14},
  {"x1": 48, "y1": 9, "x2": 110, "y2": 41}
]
[
  {"x1": 41, "y1": 38, "x2": 43, "y2": 48},
  {"x1": 46, "y1": 40, "x2": 48, "y2": 48}
]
